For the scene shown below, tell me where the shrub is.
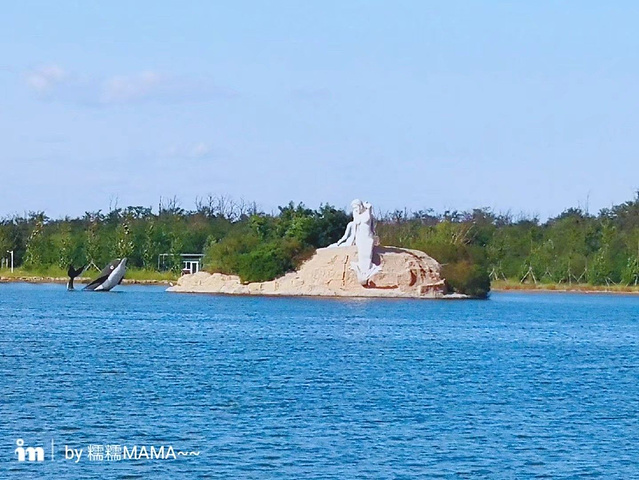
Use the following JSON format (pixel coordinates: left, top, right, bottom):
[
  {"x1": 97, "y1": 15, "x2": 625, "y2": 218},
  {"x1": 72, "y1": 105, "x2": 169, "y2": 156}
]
[
  {"x1": 442, "y1": 261, "x2": 491, "y2": 298},
  {"x1": 204, "y1": 231, "x2": 315, "y2": 283}
]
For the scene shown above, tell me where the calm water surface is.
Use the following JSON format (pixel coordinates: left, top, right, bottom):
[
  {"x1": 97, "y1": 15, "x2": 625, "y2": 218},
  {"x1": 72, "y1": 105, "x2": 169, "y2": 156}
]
[{"x1": 1, "y1": 283, "x2": 638, "y2": 478}]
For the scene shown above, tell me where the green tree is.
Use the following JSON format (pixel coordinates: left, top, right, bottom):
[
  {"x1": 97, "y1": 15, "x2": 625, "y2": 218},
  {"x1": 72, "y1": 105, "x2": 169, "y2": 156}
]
[
  {"x1": 23, "y1": 214, "x2": 51, "y2": 269},
  {"x1": 142, "y1": 221, "x2": 159, "y2": 269},
  {"x1": 52, "y1": 223, "x2": 74, "y2": 269},
  {"x1": 114, "y1": 218, "x2": 134, "y2": 259}
]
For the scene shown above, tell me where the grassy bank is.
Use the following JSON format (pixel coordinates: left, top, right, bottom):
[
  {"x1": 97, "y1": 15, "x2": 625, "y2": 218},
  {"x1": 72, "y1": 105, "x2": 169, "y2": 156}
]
[
  {"x1": 0, "y1": 267, "x2": 178, "y2": 284},
  {"x1": 123, "y1": 269, "x2": 178, "y2": 282},
  {"x1": 492, "y1": 279, "x2": 639, "y2": 294}
]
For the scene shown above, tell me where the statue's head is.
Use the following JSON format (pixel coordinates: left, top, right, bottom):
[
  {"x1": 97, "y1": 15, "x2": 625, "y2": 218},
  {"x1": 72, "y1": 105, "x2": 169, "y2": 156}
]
[{"x1": 350, "y1": 199, "x2": 364, "y2": 214}]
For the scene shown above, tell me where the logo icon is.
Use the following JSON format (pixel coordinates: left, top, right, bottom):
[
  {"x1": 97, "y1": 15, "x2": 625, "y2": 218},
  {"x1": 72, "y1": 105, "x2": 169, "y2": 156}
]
[{"x1": 15, "y1": 439, "x2": 44, "y2": 462}]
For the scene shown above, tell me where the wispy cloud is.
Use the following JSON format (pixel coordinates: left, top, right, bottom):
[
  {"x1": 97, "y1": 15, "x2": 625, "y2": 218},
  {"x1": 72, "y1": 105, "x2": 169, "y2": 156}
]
[
  {"x1": 24, "y1": 65, "x2": 235, "y2": 106},
  {"x1": 101, "y1": 71, "x2": 163, "y2": 104},
  {"x1": 24, "y1": 64, "x2": 68, "y2": 95},
  {"x1": 162, "y1": 142, "x2": 214, "y2": 160}
]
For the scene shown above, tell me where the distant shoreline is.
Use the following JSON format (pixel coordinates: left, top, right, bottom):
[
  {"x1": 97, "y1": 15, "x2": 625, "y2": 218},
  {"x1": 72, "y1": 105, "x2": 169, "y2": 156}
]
[
  {"x1": 3, "y1": 277, "x2": 639, "y2": 296},
  {"x1": 492, "y1": 280, "x2": 639, "y2": 295},
  {"x1": 0, "y1": 276, "x2": 171, "y2": 286}
]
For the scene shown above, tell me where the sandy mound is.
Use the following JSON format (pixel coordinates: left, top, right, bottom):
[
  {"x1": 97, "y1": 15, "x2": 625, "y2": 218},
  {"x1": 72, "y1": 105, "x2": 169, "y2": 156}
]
[{"x1": 168, "y1": 246, "x2": 447, "y2": 298}]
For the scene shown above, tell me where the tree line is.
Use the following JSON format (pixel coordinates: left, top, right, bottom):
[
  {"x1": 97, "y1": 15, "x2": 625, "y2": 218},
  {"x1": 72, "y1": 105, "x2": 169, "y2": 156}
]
[{"x1": 3, "y1": 193, "x2": 639, "y2": 297}]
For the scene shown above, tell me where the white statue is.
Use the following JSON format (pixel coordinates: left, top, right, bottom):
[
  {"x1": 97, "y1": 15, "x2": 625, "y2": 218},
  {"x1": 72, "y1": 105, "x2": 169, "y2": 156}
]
[
  {"x1": 329, "y1": 199, "x2": 381, "y2": 285},
  {"x1": 329, "y1": 217, "x2": 356, "y2": 248}
]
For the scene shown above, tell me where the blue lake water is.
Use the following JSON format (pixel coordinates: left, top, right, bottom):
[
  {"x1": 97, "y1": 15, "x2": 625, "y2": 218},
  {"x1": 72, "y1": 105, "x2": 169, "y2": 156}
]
[{"x1": 1, "y1": 283, "x2": 638, "y2": 479}]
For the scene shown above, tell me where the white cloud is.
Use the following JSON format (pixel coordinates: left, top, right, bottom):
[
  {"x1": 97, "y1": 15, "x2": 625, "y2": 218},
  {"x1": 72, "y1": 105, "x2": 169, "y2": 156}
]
[
  {"x1": 100, "y1": 71, "x2": 163, "y2": 104},
  {"x1": 163, "y1": 142, "x2": 213, "y2": 159},
  {"x1": 189, "y1": 142, "x2": 212, "y2": 158},
  {"x1": 23, "y1": 65, "x2": 234, "y2": 106},
  {"x1": 25, "y1": 65, "x2": 68, "y2": 94}
]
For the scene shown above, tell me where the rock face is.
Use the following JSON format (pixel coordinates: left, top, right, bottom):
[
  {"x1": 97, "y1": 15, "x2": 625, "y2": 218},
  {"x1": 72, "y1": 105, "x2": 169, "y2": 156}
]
[{"x1": 167, "y1": 246, "x2": 447, "y2": 298}]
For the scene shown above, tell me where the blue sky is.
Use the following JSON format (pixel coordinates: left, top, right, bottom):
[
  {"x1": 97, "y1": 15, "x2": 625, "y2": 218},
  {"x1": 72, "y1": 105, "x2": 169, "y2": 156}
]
[{"x1": 1, "y1": 1, "x2": 638, "y2": 218}]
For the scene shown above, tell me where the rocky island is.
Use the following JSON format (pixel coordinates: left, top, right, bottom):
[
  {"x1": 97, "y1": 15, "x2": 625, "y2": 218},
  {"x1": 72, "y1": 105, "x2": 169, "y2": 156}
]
[
  {"x1": 168, "y1": 245, "x2": 448, "y2": 298},
  {"x1": 169, "y1": 199, "x2": 462, "y2": 299}
]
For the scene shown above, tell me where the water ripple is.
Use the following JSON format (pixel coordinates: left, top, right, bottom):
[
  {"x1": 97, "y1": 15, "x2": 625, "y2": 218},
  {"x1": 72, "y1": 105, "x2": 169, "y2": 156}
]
[{"x1": 1, "y1": 285, "x2": 639, "y2": 478}]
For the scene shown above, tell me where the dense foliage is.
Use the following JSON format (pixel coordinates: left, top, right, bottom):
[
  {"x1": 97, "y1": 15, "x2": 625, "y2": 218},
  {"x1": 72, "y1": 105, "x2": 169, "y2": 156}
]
[
  {"x1": 5, "y1": 192, "x2": 639, "y2": 298},
  {"x1": 203, "y1": 203, "x2": 350, "y2": 283},
  {"x1": 0, "y1": 196, "x2": 239, "y2": 274}
]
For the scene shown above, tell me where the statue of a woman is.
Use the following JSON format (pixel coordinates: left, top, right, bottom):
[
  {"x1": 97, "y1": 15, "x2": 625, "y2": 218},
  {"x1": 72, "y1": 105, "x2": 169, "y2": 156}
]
[
  {"x1": 328, "y1": 199, "x2": 381, "y2": 285},
  {"x1": 349, "y1": 200, "x2": 381, "y2": 285},
  {"x1": 327, "y1": 200, "x2": 358, "y2": 248}
]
